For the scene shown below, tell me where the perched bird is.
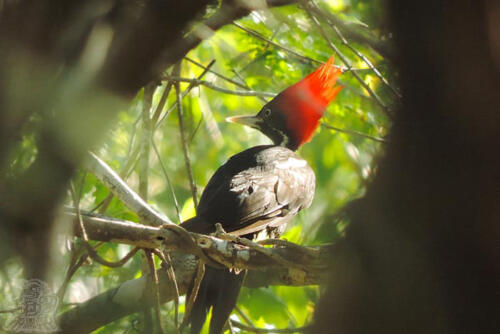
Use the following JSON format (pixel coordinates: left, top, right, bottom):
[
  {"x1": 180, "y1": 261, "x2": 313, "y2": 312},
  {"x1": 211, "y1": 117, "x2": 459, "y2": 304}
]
[{"x1": 181, "y1": 56, "x2": 342, "y2": 334}]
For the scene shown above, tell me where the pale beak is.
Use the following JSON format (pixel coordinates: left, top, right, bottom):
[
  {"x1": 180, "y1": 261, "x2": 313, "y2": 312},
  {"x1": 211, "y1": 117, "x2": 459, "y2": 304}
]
[{"x1": 225, "y1": 115, "x2": 262, "y2": 130}]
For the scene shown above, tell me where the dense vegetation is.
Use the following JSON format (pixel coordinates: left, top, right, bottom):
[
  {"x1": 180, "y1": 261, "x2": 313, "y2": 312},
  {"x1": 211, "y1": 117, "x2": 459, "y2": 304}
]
[{"x1": 1, "y1": 0, "x2": 497, "y2": 333}]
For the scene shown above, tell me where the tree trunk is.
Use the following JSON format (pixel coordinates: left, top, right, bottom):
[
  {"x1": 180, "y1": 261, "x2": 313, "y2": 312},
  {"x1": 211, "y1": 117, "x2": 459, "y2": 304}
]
[{"x1": 313, "y1": 1, "x2": 500, "y2": 333}]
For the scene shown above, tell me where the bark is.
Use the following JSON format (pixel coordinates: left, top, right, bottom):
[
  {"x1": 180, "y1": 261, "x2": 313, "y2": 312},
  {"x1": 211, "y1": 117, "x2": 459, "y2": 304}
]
[{"x1": 70, "y1": 210, "x2": 332, "y2": 274}]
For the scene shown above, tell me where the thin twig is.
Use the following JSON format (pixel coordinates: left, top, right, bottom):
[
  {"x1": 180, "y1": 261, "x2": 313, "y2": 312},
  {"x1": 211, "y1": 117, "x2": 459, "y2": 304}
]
[
  {"x1": 180, "y1": 261, "x2": 205, "y2": 332},
  {"x1": 304, "y1": 0, "x2": 396, "y2": 60},
  {"x1": 263, "y1": 23, "x2": 282, "y2": 52},
  {"x1": 227, "y1": 319, "x2": 236, "y2": 334},
  {"x1": 303, "y1": 8, "x2": 392, "y2": 116},
  {"x1": 333, "y1": 23, "x2": 401, "y2": 98},
  {"x1": 186, "y1": 56, "x2": 268, "y2": 103},
  {"x1": 86, "y1": 243, "x2": 139, "y2": 268},
  {"x1": 163, "y1": 75, "x2": 276, "y2": 98},
  {"x1": 146, "y1": 250, "x2": 165, "y2": 334},
  {"x1": 57, "y1": 248, "x2": 89, "y2": 301},
  {"x1": 188, "y1": 116, "x2": 205, "y2": 145},
  {"x1": 156, "y1": 60, "x2": 216, "y2": 129},
  {"x1": 152, "y1": 81, "x2": 174, "y2": 126},
  {"x1": 139, "y1": 82, "x2": 155, "y2": 201},
  {"x1": 151, "y1": 140, "x2": 182, "y2": 223},
  {"x1": 231, "y1": 320, "x2": 310, "y2": 333},
  {"x1": 165, "y1": 252, "x2": 180, "y2": 334},
  {"x1": 233, "y1": 22, "x2": 320, "y2": 65},
  {"x1": 173, "y1": 62, "x2": 199, "y2": 209},
  {"x1": 235, "y1": 306, "x2": 256, "y2": 327},
  {"x1": 125, "y1": 113, "x2": 142, "y2": 164},
  {"x1": 184, "y1": 57, "x2": 248, "y2": 89},
  {"x1": 306, "y1": 1, "x2": 401, "y2": 98},
  {"x1": 231, "y1": 68, "x2": 269, "y2": 103},
  {"x1": 232, "y1": 21, "x2": 363, "y2": 73},
  {"x1": 321, "y1": 123, "x2": 387, "y2": 143},
  {"x1": 153, "y1": 249, "x2": 180, "y2": 333},
  {"x1": 231, "y1": 21, "x2": 374, "y2": 103}
]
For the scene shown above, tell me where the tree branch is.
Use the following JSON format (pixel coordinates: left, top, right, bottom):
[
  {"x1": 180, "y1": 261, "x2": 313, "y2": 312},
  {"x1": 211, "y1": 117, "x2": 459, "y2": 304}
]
[
  {"x1": 81, "y1": 147, "x2": 331, "y2": 273},
  {"x1": 60, "y1": 179, "x2": 332, "y2": 333},
  {"x1": 58, "y1": 240, "x2": 329, "y2": 333},
  {"x1": 66, "y1": 209, "x2": 331, "y2": 273},
  {"x1": 85, "y1": 152, "x2": 174, "y2": 226}
]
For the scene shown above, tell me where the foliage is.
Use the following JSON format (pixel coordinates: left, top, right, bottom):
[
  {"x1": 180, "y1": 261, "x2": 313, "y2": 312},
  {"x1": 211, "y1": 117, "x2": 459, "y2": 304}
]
[{"x1": 0, "y1": 0, "x2": 396, "y2": 332}]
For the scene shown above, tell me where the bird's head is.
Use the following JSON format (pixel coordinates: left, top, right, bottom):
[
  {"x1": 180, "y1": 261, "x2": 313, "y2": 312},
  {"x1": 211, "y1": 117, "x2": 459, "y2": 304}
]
[{"x1": 227, "y1": 56, "x2": 342, "y2": 151}]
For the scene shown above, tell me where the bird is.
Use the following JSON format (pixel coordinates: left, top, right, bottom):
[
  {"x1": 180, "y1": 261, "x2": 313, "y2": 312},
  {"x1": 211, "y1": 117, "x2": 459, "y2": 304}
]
[{"x1": 181, "y1": 56, "x2": 342, "y2": 334}]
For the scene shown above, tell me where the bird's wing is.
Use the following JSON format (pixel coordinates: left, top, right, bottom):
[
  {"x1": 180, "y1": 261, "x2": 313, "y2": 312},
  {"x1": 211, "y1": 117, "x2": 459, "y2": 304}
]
[
  {"x1": 195, "y1": 146, "x2": 315, "y2": 236},
  {"x1": 226, "y1": 164, "x2": 314, "y2": 234},
  {"x1": 229, "y1": 170, "x2": 284, "y2": 221}
]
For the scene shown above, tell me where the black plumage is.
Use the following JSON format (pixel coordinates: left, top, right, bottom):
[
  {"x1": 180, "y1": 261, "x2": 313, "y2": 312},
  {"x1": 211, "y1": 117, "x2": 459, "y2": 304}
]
[
  {"x1": 181, "y1": 146, "x2": 316, "y2": 334},
  {"x1": 182, "y1": 145, "x2": 315, "y2": 236},
  {"x1": 180, "y1": 56, "x2": 342, "y2": 333}
]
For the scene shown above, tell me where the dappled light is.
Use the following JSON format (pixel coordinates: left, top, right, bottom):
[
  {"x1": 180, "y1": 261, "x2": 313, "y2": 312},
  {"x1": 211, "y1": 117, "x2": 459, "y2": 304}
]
[{"x1": 0, "y1": 1, "x2": 498, "y2": 334}]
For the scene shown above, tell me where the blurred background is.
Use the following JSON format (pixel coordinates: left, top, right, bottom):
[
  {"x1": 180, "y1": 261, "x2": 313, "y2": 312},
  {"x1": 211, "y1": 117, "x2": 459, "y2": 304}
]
[{"x1": 0, "y1": 0, "x2": 498, "y2": 333}]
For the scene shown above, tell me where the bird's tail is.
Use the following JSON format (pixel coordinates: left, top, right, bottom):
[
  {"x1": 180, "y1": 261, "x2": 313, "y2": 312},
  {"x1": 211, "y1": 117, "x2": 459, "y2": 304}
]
[
  {"x1": 180, "y1": 215, "x2": 214, "y2": 234},
  {"x1": 181, "y1": 216, "x2": 245, "y2": 334},
  {"x1": 188, "y1": 266, "x2": 245, "y2": 334}
]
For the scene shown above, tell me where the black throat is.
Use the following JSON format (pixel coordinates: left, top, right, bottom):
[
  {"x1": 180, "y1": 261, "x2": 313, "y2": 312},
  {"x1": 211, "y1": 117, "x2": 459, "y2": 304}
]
[{"x1": 258, "y1": 120, "x2": 299, "y2": 151}]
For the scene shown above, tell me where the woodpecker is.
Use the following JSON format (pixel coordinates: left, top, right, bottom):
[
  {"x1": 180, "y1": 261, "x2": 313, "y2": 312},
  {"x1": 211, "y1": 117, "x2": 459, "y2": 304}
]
[{"x1": 181, "y1": 57, "x2": 342, "y2": 334}]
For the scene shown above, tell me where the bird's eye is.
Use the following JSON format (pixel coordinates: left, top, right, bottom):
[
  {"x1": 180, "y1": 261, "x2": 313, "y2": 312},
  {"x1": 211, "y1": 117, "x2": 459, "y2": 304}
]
[{"x1": 263, "y1": 108, "x2": 272, "y2": 118}]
